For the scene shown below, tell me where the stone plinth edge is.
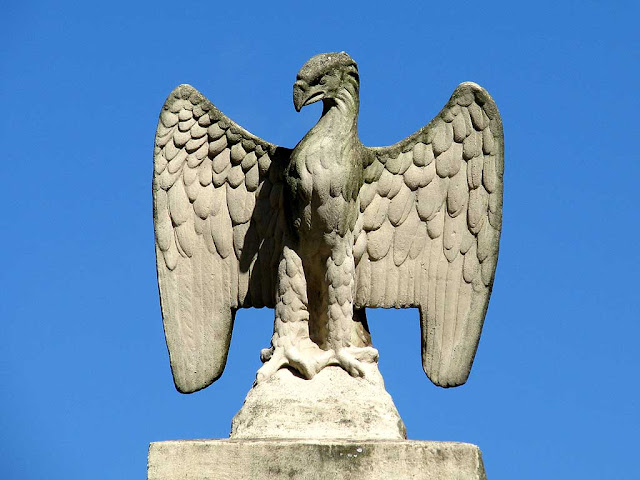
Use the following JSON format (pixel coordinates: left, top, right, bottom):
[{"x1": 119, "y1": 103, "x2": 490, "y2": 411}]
[{"x1": 148, "y1": 439, "x2": 487, "y2": 480}]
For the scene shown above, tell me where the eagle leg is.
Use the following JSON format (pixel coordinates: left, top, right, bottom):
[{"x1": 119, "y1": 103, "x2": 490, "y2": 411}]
[
  {"x1": 324, "y1": 240, "x2": 379, "y2": 377},
  {"x1": 256, "y1": 244, "x2": 334, "y2": 383}
]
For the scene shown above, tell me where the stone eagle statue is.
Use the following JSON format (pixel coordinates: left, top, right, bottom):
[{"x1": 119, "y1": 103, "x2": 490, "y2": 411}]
[{"x1": 153, "y1": 52, "x2": 503, "y2": 394}]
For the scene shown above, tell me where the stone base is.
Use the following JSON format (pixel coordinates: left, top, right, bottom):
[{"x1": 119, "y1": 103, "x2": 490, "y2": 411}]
[
  {"x1": 231, "y1": 365, "x2": 406, "y2": 440},
  {"x1": 148, "y1": 439, "x2": 487, "y2": 480}
]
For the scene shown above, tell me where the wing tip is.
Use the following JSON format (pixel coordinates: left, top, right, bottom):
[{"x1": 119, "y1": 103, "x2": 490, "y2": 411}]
[
  {"x1": 419, "y1": 307, "x2": 481, "y2": 389},
  {"x1": 423, "y1": 361, "x2": 471, "y2": 388},
  {"x1": 171, "y1": 362, "x2": 226, "y2": 394}
]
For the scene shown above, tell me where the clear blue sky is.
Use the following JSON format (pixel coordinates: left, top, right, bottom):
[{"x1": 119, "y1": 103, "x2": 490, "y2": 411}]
[{"x1": 2, "y1": 1, "x2": 638, "y2": 478}]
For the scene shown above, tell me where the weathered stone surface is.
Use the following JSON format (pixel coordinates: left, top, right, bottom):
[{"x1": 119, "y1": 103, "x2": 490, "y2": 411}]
[
  {"x1": 231, "y1": 365, "x2": 406, "y2": 440},
  {"x1": 148, "y1": 439, "x2": 487, "y2": 480},
  {"x1": 149, "y1": 53, "x2": 502, "y2": 479}
]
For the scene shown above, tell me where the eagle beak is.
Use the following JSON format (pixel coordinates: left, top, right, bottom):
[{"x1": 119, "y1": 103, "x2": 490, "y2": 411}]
[{"x1": 293, "y1": 80, "x2": 324, "y2": 112}]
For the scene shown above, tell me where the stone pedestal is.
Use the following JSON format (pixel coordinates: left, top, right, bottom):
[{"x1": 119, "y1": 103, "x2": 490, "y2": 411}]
[
  {"x1": 148, "y1": 439, "x2": 486, "y2": 480},
  {"x1": 149, "y1": 366, "x2": 488, "y2": 479},
  {"x1": 231, "y1": 365, "x2": 406, "y2": 440}
]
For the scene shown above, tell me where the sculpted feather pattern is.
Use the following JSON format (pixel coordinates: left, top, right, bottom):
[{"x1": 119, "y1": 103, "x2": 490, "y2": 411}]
[
  {"x1": 153, "y1": 84, "x2": 288, "y2": 393},
  {"x1": 355, "y1": 82, "x2": 503, "y2": 387}
]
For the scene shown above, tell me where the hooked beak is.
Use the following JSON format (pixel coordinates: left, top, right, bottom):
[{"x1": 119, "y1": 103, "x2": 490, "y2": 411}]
[{"x1": 293, "y1": 80, "x2": 325, "y2": 112}]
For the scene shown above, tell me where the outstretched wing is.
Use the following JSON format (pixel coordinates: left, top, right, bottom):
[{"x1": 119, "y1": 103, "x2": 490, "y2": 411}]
[
  {"x1": 153, "y1": 85, "x2": 289, "y2": 393},
  {"x1": 354, "y1": 82, "x2": 503, "y2": 387}
]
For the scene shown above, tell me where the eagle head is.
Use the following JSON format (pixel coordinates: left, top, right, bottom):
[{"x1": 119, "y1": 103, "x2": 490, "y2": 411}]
[{"x1": 293, "y1": 52, "x2": 359, "y2": 112}]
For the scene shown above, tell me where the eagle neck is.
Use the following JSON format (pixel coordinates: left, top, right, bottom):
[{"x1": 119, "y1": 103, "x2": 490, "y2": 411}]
[{"x1": 313, "y1": 88, "x2": 359, "y2": 141}]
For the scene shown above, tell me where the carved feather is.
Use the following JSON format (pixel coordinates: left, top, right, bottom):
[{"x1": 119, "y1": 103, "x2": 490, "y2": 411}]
[
  {"x1": 357, "y1": 82, "x2": 503, "y2": 387},
  {"x1": 153, "y1": 84, "x2": 289, "y2": 392}
]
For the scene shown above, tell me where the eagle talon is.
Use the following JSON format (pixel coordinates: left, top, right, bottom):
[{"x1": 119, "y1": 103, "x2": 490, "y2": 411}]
[
  {"x1": 256, "y1": 348, "x2": 286, "y2": 383},
  {"x1": 260, "y1": 347, "x2": 274, "y2": 362},
  {"x1": 333, "y1": 346, "x2": 379, "y2": 378},
  {"x1": 256, "y1": 343, "x2": 335, "y2": 383}
]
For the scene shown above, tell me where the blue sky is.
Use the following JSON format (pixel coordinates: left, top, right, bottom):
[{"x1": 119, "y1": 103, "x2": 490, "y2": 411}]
[{"x1": 1, "y1": 1, "x2": 638, "y2": 478}]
